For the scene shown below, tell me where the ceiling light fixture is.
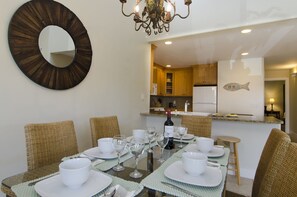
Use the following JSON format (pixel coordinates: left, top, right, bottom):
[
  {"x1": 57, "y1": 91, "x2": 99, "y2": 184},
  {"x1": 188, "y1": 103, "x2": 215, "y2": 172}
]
[
  {"x1": 166, "y1": 64, "x2": 171, "y2": 68},
  {"x1": 119, "y1": 0, "x2": 192, "y2": 36},
  {"x1": 241, "y1": 29, "x2": 252, "y2": 34},
  {"x1": 165, "y1": 41, "x2": 172, "y2": 45},
  {"x1": 241, "y1": 52, "x2": 249, "y2": 56}
]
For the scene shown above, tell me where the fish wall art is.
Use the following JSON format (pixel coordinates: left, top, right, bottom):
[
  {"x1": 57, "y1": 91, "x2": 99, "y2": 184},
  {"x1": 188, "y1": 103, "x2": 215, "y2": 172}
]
[{"x1": 223, "y1": 82, "x2": 250, "y2": 91}]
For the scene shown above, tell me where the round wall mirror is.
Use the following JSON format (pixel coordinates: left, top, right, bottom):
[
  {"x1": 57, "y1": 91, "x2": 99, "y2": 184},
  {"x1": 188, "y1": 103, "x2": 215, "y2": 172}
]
[
  {"x1": 8, "y1": 0, "x2": 92, "y2": 90},
  {"x1": 39, "y1": 25, "x2": 75, "y2": 68}
]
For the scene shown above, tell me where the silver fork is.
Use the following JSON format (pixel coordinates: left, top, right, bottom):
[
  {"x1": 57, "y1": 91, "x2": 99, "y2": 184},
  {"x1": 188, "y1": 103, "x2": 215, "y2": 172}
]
[{"x1": 102, "y1": 187, "x2": 116, "y2": 197}]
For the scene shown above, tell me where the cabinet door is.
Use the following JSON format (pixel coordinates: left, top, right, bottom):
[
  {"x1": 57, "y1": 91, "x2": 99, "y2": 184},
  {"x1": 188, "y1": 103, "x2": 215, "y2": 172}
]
[
  {"x1": 165, "y1": 71, "x2": 174, "y2": 96},
  {"x1": 193, "y1": 64, "x2": 217, "y2": 85},
  {"x1": 174, "y1": 68, "x2": 193, "y2": 96},
  {"x1": 153, "y1": 65, "x2": 165, "y2": 95}
]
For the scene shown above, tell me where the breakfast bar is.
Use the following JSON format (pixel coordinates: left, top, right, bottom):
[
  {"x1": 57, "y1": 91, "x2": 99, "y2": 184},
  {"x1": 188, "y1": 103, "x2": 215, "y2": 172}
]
[{"x1": 141, "y1": 112, "x2": 283, "y2": 179}]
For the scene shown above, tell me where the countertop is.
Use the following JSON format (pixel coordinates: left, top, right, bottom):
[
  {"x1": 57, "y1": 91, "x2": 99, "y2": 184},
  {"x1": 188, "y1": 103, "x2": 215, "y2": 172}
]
[{"x1": 141, "y1": 111, "x2": 283, "y2": 124}]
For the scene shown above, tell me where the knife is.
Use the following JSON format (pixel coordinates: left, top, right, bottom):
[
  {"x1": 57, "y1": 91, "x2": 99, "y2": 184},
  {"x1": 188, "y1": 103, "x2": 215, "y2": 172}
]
[{"x1": 161, "y1": 181, "x2": 201, "y2": 197}]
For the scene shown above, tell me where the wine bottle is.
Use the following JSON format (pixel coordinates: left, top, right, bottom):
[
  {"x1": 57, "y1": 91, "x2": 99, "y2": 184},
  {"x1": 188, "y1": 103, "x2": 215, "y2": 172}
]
[{"x1": 164, "y1": 110, "x2": 174, "y2": 149}]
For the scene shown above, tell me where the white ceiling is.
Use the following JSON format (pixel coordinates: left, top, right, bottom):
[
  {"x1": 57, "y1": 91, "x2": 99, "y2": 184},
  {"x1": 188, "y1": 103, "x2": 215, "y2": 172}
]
[{"x1": 152, "y1": 18, "x2": 297, "y2": 70}]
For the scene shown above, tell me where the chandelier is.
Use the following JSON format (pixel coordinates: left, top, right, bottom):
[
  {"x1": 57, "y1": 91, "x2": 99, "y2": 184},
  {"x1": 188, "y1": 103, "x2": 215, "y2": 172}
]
[{"x1": 119, "y1": 0, "x2": 192, "y2": 35}]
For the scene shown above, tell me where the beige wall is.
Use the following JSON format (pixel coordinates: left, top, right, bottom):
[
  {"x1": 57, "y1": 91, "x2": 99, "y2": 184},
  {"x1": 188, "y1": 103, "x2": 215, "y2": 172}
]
[
  {"x1": 0, "y1": 0, "x2": 150, "y2": 193},
  {"x1": 218, "y1": 58, "x2": 264, "y2": 118}
]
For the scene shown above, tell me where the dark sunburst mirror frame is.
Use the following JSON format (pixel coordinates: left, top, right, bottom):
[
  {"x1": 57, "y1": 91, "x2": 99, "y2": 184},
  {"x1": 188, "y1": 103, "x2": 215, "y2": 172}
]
[{"x1": 8, "y1": 0, "x2": 92, "y2": 90}]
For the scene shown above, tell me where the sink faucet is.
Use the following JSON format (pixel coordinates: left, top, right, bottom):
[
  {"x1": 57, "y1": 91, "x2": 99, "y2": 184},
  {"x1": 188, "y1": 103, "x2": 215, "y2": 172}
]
[{"x1": 184, "y1": 100, "x2": 190, "y2": 112}]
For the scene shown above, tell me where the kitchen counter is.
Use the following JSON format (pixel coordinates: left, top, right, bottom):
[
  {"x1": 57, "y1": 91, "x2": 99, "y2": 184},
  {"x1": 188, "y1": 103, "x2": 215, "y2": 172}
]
[
  {"x1": 141, "y1": 111, "x2": 283, "y2": 179},
  {"x1": 141, "y1": 111, "x2": 283, "y2": 124}
]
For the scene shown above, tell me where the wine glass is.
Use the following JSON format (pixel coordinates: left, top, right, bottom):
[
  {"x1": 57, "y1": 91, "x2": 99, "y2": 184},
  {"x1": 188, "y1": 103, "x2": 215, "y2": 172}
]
[
  {"x1": 146, "y1": 127, "x2": 156, "y2": 152},
  {"x1": 128, "y1": 138, "x2": 145, "y2": 178},
  {"x1": 177, "y1": 126, "x2": 188, "y2": 148},
  {"x1": 156, "y1": 132, "x2": 169, "y2": 163},
  {"x1": 112, "y1": 135, "x2": 127, "y2": 171}
]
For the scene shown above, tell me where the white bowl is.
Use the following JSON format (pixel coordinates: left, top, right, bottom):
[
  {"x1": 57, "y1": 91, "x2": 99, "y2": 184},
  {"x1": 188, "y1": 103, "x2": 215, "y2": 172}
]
[
  {"x1": 132, "y1": 129, "x2": 146, "y2": 141},
  {"x1": 182, "y1": 152, "x2": 207, "y2": 176},
  {"x1": 59, "y1": 158, "x2": 91, "y2": 189},
  {"x1": 197, "y1": 137, "x2": 214, "y2": 153},
  {"x1": 98, "y1": 138, "x2": 114, "y2": 154}
]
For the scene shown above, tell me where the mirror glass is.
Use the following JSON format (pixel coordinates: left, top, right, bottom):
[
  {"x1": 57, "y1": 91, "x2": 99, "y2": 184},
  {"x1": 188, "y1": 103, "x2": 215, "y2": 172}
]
[{"x1": 39, "y1": 25, "x2": 75, "y2": 68}]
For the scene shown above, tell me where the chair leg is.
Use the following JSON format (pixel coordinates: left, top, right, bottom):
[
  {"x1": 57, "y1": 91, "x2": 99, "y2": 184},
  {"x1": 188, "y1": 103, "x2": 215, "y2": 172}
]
[{"x1": 234, "y1": 143, "x2": 240, "y2": 185}]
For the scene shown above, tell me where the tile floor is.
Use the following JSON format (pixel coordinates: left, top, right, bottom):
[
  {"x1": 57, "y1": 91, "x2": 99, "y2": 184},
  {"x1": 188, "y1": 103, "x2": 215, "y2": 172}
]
[{"x1": 226, "y1": 175, "x2": 253, "y2": 197}]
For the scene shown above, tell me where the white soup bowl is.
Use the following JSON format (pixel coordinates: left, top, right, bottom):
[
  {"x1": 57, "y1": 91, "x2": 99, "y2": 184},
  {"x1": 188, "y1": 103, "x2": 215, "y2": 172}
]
[
  {"x1": 59, "y1": 158, "x2": 91, "y2": 189},
  {"x1": 133, "y1": 129, "x2": 146, "y2": 141},
  {"x1": 182, "y1": 152, "x2": 207, "y2": 176},
  {"x1": 197, "y1": 137, "x2": 214, "y2": 153},
  {"x1": 98, "y1": 137, "x2": 114, "y2": 154}
]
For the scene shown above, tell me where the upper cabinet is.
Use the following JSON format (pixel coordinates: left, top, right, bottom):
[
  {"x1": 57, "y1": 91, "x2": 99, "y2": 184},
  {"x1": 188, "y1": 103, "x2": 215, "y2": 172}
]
[
  {"x1": 174, "y1": 68, "x2": 193, "y2": 96},
  {"x1": 153, "y1": 64, "x2": 165, "y2": 95},
  {"x1": 165, "y1": 71, "x2": 174, "y2": 95},
  {"x1": 193, "y1": 63, "x2": 217, "y2": 85},
  {"x1": 152, "y1": 64, "x2": 193, "y2": 96}
]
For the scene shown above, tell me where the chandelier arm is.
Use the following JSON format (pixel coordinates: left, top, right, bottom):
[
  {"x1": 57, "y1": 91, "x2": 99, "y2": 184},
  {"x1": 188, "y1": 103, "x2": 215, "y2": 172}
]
[
  {"x1": 172, "y1": 5, "x2": 190, "y2": 20},
  {"x1": 121, "y1": 3, "x2": 135, "y2": 17}
]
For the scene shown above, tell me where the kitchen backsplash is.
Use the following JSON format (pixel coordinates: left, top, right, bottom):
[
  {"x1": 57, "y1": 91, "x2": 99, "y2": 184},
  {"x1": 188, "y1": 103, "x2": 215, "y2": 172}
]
[{"x1": 150, "y1": 95, "x2": 192, "y2": 111}]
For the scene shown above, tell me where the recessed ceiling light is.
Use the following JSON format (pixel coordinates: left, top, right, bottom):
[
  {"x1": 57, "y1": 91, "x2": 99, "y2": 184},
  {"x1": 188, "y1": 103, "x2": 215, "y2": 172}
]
[
  {"x1": 166, "y1": 65, "x2": 171, "y2": 68},
  {"x1": 165, "y1": 41, "x2": 172, "y2": 45},
  {"x1": 241, "y1": 29, "x2": 252, "y2": 34},
  {"x1": 241, "y1": 52, "x2": 249, "y2": 56}
]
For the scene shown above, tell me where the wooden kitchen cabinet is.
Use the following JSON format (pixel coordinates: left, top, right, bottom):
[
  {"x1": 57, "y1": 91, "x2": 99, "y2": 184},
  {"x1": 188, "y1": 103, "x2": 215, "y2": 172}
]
[
  {"x1": 174, "y1": 67, "x2": 193, "y2": 96},
  {"x1": 193, "y1": 63, "x2": 217, "y2": 85},
  {"x1": 152, "y1": 64, "x2": 165, "y2": 95},
  {"x1": 165, "y1": 71, "x2": 174, "y2": 95}
]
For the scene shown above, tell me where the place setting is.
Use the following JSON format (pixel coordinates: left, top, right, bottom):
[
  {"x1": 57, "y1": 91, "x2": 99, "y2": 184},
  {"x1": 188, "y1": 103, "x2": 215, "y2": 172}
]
[
  {"x1": 173, "y1": 126, "x2": 195, "y2": 147},
  {"x1": 184, "y1": 137, "x2": 225, "y2": 158},
  {"x1": 140, "y1": 142, "x2": 227, "y2": 197},
  {"x1": 84, "y1": 137, "x2": 129, "y2": 160},
  {"x1": 29, "y1": 157, "x2": 143, "y2": 197}
]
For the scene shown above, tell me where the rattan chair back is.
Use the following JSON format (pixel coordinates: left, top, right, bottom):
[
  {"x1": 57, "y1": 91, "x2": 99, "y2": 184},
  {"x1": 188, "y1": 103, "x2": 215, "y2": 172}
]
[
  {"x1": 90, "y1": 116, "x2": 120, "y2": 147},
  {"x1": 252, "y1": 128, "x2": 291, "y2": 197},
  {"x1": 269, "y1": 142, "x2": 297, "y2": 197},
  {"x1": 181, "y1": 115, "x2": 212, "y2": 137},
  {"x1": 25, "y1": 120, "x2": 78, "y2": 171}
]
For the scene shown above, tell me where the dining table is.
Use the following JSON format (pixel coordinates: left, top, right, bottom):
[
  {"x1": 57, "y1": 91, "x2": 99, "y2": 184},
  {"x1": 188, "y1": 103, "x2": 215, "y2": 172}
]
[{"x1": 1, "y1": 138, "x2": 230, "y2": 197}]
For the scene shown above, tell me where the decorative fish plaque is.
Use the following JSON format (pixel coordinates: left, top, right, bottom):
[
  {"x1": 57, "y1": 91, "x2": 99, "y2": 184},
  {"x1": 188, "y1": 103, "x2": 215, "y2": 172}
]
[{"x1": 223, "y1": 82, "x2": 250, "y2": 91}]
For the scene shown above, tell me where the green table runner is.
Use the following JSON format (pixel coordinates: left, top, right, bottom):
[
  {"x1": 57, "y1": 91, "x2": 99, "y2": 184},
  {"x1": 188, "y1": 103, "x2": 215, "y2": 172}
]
[
  {"x1": 141, "y1": 145, "x2": 228, "y2": 197},
  {"x1": 11, "y1": 172, "x2": 143, "y2": 197}
]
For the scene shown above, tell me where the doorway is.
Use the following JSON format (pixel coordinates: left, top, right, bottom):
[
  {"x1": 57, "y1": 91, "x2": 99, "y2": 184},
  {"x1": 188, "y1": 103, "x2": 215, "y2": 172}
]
[{"x1": 264, "y1": 79, "x2": 289, "y2": 132}]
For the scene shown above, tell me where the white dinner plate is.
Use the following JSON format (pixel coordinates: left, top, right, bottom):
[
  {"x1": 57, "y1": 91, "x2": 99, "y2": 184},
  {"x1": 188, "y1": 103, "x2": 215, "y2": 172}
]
[
  {"x1": 173, "y1": 133, "x2": 195, "y2": 140},
  {"x1": 164, "y1": 161, "x2": 222, "y2": 187},
  {"x1": 34, "y1": 170, "x2": 112, "y2": 197},
  {"x1": 184, "y1": 144, "x2": 225, "y2": 158},
  {"x1": 126, "y1": 136, "x2": 155, "y2": 144},
  {"x1": 83, "y1": 147, "x2": 128, "y2": 159}
]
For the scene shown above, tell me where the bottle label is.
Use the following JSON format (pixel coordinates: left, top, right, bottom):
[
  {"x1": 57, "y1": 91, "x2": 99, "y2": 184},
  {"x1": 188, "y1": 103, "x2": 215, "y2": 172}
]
[{"x1": 164, "y1": 126, "x2": 174, "y2": 137}]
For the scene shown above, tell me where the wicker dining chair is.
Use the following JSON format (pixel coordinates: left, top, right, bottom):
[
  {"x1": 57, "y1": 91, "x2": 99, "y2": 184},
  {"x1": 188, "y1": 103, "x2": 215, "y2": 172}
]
[
  {"x1": 252, "y1": 128, "x2": 291, "y2": 197},
  {"x1": 181, "y1": 115, "x2": 212, "y2": 137},
  {"x1": 268, "y1": 142, "x2": 297, "y2": 197},
  {"x1": 90, "y1": 116, "x2": 120, "y2": 147},
  {"x1": 25, "y1": 120, "x2": 78, "y2": 171}
]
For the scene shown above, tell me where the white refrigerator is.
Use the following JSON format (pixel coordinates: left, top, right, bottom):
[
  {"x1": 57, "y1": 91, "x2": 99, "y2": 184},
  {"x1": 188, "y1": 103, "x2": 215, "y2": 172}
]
[{"x1": 192, "y1": 86, "x2": 217, "y2": 113}]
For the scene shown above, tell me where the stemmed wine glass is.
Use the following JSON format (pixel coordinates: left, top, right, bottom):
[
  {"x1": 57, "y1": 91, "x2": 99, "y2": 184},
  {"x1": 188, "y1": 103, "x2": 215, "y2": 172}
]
[
  {"x1": 177, "y1": 126, "x2": 188, "y2": 148},
  {"x1": 128, "y1": 138, "x2": 145, "y2": 178},
  {"x1": 146, "y1": 127, "x2": 156, "y2": 152},
  {"x1": 112, "y1": 135, "x2": 127, "y2": 171},
  {"x1": 156, "y1": 132, "x2": 169, "y2": 163}
]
